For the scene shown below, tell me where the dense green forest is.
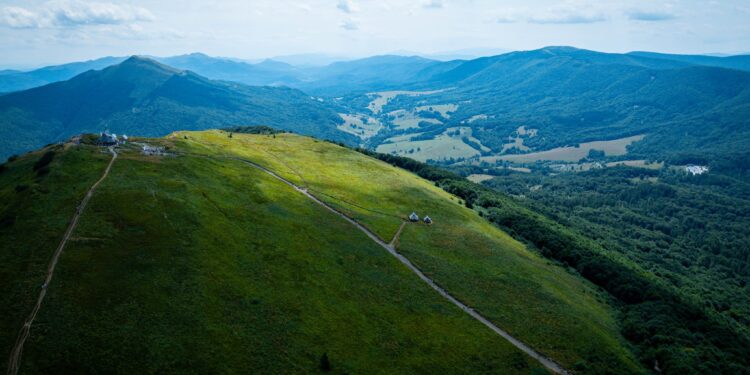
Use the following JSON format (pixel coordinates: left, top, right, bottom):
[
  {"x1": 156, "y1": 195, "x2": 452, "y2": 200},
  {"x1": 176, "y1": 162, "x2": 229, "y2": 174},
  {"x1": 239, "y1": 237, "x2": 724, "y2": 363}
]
[
  {"x1": 349, "y1": 145, "x2": 750, "y2": 374},
  {"x1": 481, "y1": 167, "x2": 750, "y2": 323}
]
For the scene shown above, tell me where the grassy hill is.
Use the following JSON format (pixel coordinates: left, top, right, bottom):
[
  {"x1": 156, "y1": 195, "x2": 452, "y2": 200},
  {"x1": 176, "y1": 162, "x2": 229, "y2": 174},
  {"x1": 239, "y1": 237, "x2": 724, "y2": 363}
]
[
  {"x1": 0, "y1": 57, "x2": 353, "y2": 161},
  {"x1": 1, "y1": 131, "x2": 643, "y2": 373}
]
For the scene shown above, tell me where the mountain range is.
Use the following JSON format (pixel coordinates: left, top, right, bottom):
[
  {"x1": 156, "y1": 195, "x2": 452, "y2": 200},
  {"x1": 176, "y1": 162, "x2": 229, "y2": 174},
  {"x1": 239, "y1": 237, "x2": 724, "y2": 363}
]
[
  {"x1": 2, "y1": 47, "x2": 750, "y2": 94},
  {"x1": 366, "y1": 47, "x2": 750, "y2": 167},
  {"x1": 0, "y1": 56, "x2": 353, "y2": 159},
  {"x1": 2, "y1": 46, "x2": 750, "y2": 171}
]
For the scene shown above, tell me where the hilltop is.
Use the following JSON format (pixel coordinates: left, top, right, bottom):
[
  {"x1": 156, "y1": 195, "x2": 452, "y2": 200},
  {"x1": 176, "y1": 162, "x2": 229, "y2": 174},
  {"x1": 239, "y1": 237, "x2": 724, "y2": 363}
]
[{"x1": 0, "y1": 130, "x2": 643, "y2": 374}]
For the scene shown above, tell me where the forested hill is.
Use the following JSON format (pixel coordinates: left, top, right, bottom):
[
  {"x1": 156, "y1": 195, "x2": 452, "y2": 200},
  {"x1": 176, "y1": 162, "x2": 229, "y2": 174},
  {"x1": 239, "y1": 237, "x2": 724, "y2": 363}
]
[
  {"x1": 340, "y1": 47, "x2": 750, "y2": 176},
  {"x1": 0, "y1": 56, "x2": 353, "y2": 160}
]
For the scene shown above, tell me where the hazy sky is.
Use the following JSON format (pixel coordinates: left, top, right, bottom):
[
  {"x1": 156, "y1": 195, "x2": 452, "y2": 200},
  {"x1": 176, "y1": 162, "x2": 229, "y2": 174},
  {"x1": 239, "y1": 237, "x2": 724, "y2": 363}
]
[{"x1": 1, "y1": 0, "x2": 749, "y2": 68}]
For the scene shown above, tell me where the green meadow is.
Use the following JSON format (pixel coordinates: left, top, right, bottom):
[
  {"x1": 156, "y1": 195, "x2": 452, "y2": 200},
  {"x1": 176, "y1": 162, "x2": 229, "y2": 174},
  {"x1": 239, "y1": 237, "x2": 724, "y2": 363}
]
[
  {"x1": 177, "y1": 130, "x2": 644, "y2": 373},
  {"x1": 0, "y1": 131, "x2": 644, "y2": 373}
]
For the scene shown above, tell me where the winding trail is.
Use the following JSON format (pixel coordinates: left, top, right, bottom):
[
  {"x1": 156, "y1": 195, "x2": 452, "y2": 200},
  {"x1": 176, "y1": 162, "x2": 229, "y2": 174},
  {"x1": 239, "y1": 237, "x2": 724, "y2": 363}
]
[
  {"x1": 6, "y1": 148, "x2": 118, "y2": 375},
  {"x1": 233, "y1": 157, "x2": 569, "y2": 374},
  {"x1": 389, "y1": 222, "x2": 407, "y2": 248}
]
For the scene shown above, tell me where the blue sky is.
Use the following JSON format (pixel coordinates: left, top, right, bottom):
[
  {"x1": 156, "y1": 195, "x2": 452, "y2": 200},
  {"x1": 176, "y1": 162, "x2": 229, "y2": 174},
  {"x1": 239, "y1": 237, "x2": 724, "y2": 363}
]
[{"x1": 1, "y1": 0, "x2": 749, "y2": 68}]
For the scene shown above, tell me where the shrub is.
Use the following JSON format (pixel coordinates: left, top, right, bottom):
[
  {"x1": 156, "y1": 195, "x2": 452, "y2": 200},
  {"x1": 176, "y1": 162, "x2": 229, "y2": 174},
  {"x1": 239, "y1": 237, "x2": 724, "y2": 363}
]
[
  {"x1": 80, "y1": 133, "x2": 99, "y2": 145},
  {"x1": 0, "y1": 214, "x2": 14, "y2": 228},
  {"x1": 33, "y1": 151, "x2": 55, "y2": 171},
  {"x1": 587, "y1": 149, "x2": 606, "y2": 159},
  {"x1": 36, "y1": 166, "x2": 50, "y2": 177},
  {"x1": 319, "y1": 353, "x2": 331, "y2": 372},
  {"x1": 224, "y1": 125, "x2": 285, "y2": 135}
]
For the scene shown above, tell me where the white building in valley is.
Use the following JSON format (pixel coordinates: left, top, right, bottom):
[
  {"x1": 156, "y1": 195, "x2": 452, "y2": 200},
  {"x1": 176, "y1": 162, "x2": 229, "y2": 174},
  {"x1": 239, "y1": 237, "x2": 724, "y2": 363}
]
[{"x1": 686, "y1": 165, "x2": 709, "y2": 175}]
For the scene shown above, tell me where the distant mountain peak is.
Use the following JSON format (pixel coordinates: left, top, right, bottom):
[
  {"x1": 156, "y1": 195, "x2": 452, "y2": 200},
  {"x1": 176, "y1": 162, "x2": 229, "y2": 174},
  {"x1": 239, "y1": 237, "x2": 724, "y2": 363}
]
[
  {"x1": 539, "y1": 46, "x2": 581, "y2": 53},
  {"x1": 117, "y1": 55, "x2": 182, "y2": 74},
  {"x1": 532, "y1": 46, "x2": 598, "y2": 57},
  {"x1": 122, "y1": 55, "x2": 153, "y2": 63},
  {"x1": 184, "y1": 52, "x2": 210, "y2": 58}
]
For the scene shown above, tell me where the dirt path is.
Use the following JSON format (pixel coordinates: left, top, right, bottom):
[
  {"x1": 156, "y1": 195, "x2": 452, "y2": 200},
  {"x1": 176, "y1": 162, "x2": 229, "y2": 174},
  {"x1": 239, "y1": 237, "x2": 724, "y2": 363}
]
[
  {"x1": 6, "y1": 148, "x2": 118, "y2": 375},
  {"x1": 389, "y1": 222, "x2": 406, "y2": 248},
  {"x1": 234, "y1": 157, "x2": 569, "y2": 374}
]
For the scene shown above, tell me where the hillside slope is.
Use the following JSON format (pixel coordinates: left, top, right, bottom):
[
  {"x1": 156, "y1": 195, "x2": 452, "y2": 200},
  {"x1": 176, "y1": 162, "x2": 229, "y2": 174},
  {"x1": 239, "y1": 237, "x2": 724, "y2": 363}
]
[
  {"x1": 1, "y1": 131, "x2": 643, "y2": 373},
  {"x1": 0, "y1": 57, "x2": 352, "y2": 160},
  {"x1": 628, "y1": 51, "x2": 750, "y2": 72}
]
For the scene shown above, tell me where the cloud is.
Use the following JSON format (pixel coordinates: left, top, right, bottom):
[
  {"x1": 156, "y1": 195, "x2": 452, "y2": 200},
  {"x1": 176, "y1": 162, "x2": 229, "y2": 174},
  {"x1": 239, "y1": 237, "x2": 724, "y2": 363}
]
[
  {"x1": 626, "y1": 10, "x2": 676, "y2": 22},
  {"x1": 0, "y1": 6, "x2": 41, "y2": 28},
  {"x1": 422, "y1": 0, "x2": 443, "y2": 9},
  {"x1": 0, "y1": 1, "x2": 155, "y2": 29},
  {"x1": 48, "y1": 1, "x2": 155, "y2": 26},
  {"x1": 529, "y1": 10, "x2": 606, "y2": 24},
  {"x1": 296, "y1": 3, "x2": 312, "y2": 13},
  {"x1": 494, "y1": 6, "x2": 605, "y2": 25},
  {"x1": 495, "y1": 8, "x2": 522, "y2": 24},
  {"x1": 340, "y1": 19, "x2": 358, "y2": 31},
  {"x1": 336, "y1": 0, "x2": 359, "y2": 14},
  {"x1": 495, "y1": 15, "x2": 518, "y2": 24}
]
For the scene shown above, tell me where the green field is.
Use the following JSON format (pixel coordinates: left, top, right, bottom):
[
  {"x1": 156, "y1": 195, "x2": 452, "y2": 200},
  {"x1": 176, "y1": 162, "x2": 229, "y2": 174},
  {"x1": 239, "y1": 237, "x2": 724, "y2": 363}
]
[
  {"x1": 1, "y1": 131, "x2": 644, "y2": 373},
  {"x1": 484, "y1": 135, "x2": 645, "y2": 164},
  {"x1": 414, "y1": 104, "x2": 459, "y2": 118},
  {"x1": 467, "y1": 174, "x2": 495, "y2": 183},
  {"x1": 336, "y1": 113, "x2": 383, "y2": 140},
  {"x1": 366, "y1": 90, "x2": 445, "y2": 114},
  {"x1": 377, "y1": 127, "x2": 488, "y2": 162},
  {"x1": 178, "y1": 130, "x2": 644, "y2": 373}
]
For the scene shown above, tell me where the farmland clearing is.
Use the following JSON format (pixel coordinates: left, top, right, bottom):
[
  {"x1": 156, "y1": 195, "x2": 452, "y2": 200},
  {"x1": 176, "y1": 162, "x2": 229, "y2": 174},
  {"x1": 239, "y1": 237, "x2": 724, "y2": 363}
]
[
  {"x1": 377, "y1": 127, "x2": 489, "y2": 162},
  {"x1": 337, "y1": 113, "x2": 383, "y2": 139},
  {"x1": 366, "y1": 90, "x2": 446, "y2": 114},
  {"x1": 414, "y1": 104, "x2": 458, "y2": 118},
  {"x1": 467, "y1": 174, "x2": 495, "y2": 183},
  {"x1": 485, "y1": 135, "x2": 645, "y2": 164},
  {"x1": 388, "y1": 109, "x2": 442, "y2": 130}
]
